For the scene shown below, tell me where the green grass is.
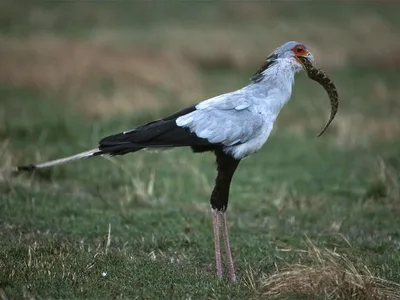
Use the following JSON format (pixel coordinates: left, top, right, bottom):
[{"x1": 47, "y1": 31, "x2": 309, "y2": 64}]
[
  {"x1": 1, "y1": 69, "x2": 400, "y2": 298},
  {"x1": 1, "y1": 2, "x2": 400, "y2": 299}
]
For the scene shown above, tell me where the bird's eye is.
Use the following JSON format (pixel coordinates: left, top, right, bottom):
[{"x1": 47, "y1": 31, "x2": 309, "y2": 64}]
[{"x1": 296, "y1": 47, "x2": 304, "y2": 53}]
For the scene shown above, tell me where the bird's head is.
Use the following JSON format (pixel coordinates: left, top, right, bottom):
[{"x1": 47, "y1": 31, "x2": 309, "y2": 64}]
[
  {"x1": 273, "y1": 41, "x2": 314, "y2": 70},
  {"x1": 250, "y1": 41, "x2": 314, "y2": 82},
  {"x1": 251, "y1": 41, "x2": 339, "y2": 137}
]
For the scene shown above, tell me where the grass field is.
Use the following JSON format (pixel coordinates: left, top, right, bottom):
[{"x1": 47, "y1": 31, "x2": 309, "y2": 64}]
[{"x1": 1, "y1": 2, "x2": 400, "y2": 299}]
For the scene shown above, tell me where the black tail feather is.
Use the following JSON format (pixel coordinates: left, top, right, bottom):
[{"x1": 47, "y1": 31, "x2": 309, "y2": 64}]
[{"x1": 98, "y1": 109, "x2": 215, "y2": 156}]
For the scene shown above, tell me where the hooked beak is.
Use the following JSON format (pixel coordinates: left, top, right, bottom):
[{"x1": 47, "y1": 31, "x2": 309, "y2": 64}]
[{"x1": 296, "y1": 52, "x2": 314, "y2": 70}]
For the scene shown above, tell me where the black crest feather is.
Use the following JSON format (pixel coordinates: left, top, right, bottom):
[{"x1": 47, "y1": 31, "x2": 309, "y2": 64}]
[{"x1": 250, "y1": 54, "x2": 278, "y2": 83}]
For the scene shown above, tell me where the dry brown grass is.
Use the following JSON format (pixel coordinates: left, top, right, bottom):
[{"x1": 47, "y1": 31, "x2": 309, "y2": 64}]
[
  {"x1": 363, "y1": 157, "x2": 400, "y2": 207},
  {"x1": 259, "y1": 239, "x2": 400, "y2": 300},
  {"x1": 333, "y1": 114, "x2": 400, "y2": 148},
  {"x1": 278, "y1": 112, "x2": 400, "y2": 148},
  {"x1": 280, "y1": 75, "x2": 400, "y2": 145},
  {"x1": 0, "y1": 140, "x2": 18, "y2": 183},
  {"x1": 0, "y1": 36, "x2": 203, "y2": 117},
  {"x1": 1, "y1": 7, "x2": 399, "y2": 124},
  {"x1": 165, "y1": 13, "x2": 400, "y2": 71},
  {"x1": 89, "y1": 12, "x2": 400, "y2": 72}
]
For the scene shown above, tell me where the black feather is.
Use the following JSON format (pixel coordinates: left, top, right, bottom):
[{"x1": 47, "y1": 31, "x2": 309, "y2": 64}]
[
  {"x1": 250, "y1": 54, "x2": 278, "y2": 83},
  {"x1": 16, "y1": 164, "x2": 36, "y2": 172},
  {"x1": 98, "y1": 105, "x2": 218, "y2": 156}
]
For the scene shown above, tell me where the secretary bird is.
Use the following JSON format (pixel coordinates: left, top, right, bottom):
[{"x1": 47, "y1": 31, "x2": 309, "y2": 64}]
[{"x1": 16, "y1": 41, "x2": 338, "y2": 283}]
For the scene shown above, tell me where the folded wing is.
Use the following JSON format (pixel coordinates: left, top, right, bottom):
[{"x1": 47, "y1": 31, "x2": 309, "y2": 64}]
[
  {"x1": 98, "y1": 93, "x2": 263, "y2": 156},
  {"x1": 177, "y1": 93, "x2": 263, "y2": 147}
]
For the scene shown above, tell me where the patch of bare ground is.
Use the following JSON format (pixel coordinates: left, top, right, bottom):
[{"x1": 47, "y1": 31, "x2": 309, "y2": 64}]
[
  {"x1": 258, "y1": 239, "x2": 400, "y2": 300},
  {"x1": 0, "y1": 36, "x2": 203, "y2": 117}
]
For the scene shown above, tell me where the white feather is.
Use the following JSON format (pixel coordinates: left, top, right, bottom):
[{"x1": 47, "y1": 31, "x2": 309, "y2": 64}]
[
  {"x1": 19, "y1": 148, "x2": 100, "y2": 171},
  {"x1": 176, "y1": 57, "x2": 299, "y2": 159}
]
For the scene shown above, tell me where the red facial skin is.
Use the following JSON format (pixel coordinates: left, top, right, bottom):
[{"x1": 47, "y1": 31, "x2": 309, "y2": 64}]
[{"x1": 292, "y1": 44, "x2": 311, "y2": 66}]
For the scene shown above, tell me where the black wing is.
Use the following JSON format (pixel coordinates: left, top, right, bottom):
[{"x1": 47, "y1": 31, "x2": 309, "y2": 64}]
[{"x1": 97, "y1": 105, "x2": 218, "y2": 156}]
